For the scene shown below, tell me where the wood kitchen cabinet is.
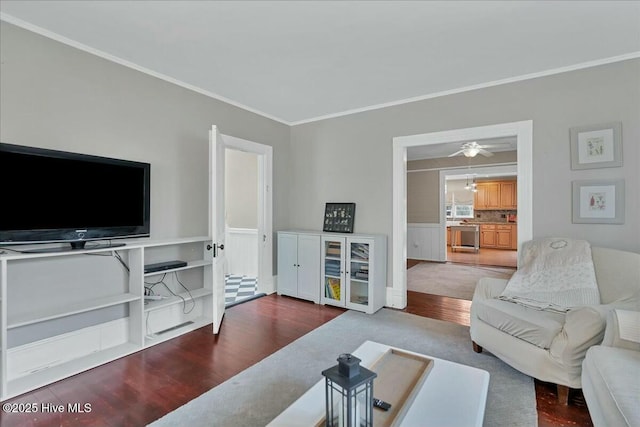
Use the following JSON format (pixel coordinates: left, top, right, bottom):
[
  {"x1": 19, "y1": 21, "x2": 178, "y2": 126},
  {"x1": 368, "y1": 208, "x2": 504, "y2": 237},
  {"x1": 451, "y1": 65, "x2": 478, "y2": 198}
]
[
  {"x1": 500, "y1": 181, "x2": 517, "y2": 209},
  {"x1": 480, "y1": 223, "x2": 517, "y2": 250},
  {"x1": 474, "y1": 180, "x2": 517, "y2": 210},
  {"x1": 474, "y1": 182, "x2": 501, "y2": 210},
  {"x1": 496, "y1": 225, "x2": 513, "y2": 249},
  {"x1": 480, "y1": 224, "x2": 497, "y2": 247}
]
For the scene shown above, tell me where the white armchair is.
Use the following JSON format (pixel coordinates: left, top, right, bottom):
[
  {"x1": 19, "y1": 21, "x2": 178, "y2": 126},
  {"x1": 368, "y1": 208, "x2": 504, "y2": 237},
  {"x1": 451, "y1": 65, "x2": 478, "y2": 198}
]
[
  {"x1": 582, "y1": 309, "x2": 640, "y2": 427},
  {"x1": 470, "y1": 246, "x2": 640, "y2": 404}
]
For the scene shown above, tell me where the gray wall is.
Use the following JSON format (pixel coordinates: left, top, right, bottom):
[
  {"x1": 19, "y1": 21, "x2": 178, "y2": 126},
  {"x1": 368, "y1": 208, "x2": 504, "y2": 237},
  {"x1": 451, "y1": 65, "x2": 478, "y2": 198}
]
[
  {"x1": 0, "y1": 22, "x2": 289, "y2": 345},
  {"x1": 225, "y1": 149, "x2": 258, "y2": 229},
  {"x1": 291, "y1": 59, "x2": 640, "y2": 286},
  {"x1": 0, "y1": 22, "x2": 290, "y2": 241}
]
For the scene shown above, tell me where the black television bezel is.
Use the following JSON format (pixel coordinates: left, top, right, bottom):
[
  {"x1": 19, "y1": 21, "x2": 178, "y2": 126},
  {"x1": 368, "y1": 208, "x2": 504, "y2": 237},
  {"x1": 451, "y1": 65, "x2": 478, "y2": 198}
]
[{"x1": 0, "y1": 142, "x2": 151, "y2": 250}]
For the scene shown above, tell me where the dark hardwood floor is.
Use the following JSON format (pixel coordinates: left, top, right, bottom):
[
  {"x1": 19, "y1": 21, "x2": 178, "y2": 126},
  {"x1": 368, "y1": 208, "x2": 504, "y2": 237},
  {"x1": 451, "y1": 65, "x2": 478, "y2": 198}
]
[{"x1": 1, "y1": 293, "x2": 592, "y2": 427}]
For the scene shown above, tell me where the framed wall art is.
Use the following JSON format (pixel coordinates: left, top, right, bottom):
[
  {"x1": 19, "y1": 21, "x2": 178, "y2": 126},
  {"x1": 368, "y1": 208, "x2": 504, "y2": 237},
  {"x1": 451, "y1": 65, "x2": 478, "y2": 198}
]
[
  {"x1": 572, "y1": 179, "x2": 625, "y2": 224},
  {"x1": 570, "y1": 122, "x2": 622, "y2": 170},
  {"x1": 323, "y1": 203, "x2": 355, "y2": 233}
]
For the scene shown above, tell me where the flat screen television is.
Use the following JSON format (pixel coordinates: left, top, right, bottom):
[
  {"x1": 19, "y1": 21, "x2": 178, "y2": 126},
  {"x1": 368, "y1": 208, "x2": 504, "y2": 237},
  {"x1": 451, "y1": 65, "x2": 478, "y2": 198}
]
[{"x1": 0, "y1": 142, "x2": 150, "y2": 252}]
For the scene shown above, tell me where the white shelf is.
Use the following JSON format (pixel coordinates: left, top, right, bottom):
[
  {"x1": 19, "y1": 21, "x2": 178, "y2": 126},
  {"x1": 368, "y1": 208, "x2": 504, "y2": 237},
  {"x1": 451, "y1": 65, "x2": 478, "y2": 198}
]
[
  {"x1": 350, "y1": 258, "x2": 369, "y2": 264},
  {"x1": 143, "y1": 259, "x2": 212, "y2": 277},
  {"x1": 8, "y1": 293, "x2": 140, "y2": 329},
  {"x1": 6, "y1": 342, "x2": 141, "y2": 401},
  {"x1": 324, "y1": 256, "x2": 341, "y2": 261},
  {"x1": 144, "y1": 288, "x2": 212, "y2": 312}
]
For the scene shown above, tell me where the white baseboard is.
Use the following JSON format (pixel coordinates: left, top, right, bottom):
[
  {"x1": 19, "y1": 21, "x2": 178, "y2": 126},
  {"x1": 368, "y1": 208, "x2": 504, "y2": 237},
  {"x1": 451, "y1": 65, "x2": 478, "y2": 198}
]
[{"x1": 385, "y1": 286, "x2": 407, "y2": 310}]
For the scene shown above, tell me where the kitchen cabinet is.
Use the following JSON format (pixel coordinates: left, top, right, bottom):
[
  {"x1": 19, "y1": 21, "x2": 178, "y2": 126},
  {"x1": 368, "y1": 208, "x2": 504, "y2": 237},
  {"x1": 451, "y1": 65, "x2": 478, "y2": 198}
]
[
  {"x1": 479, "y1": 223, "x2": 517, "y2": 250},
  {"x1": 480, "y1": 224, "x2": 497, "y2": 247},
  {"x1": 496, "y1": 225, "x2": 513, "y2": 249},
  {"x1": 474, "y1": 180, "x2": 517, "y2": 210},
  {"x1": 474, "y1": 182, "x2": 501, "y2": 210},
  {"x1": 446, "y1": 227, "x2": 462, "y2": 247},
  {"x1": 500, "y1": 181, "x2": 517, "y2": 209}
]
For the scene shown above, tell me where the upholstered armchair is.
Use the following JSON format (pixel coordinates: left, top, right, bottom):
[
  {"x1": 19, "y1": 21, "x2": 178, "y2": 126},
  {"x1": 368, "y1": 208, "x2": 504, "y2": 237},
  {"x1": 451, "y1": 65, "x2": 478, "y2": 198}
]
[{"x1": 470, "y1": 246, "x2": 640, "y2": 404}]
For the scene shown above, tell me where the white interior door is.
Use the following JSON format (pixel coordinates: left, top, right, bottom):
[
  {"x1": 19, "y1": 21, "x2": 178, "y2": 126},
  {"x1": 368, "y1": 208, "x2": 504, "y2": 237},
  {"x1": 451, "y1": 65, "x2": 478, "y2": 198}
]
[{"x1": 210, "y1": 125, "x2": 226, "y2": 334}]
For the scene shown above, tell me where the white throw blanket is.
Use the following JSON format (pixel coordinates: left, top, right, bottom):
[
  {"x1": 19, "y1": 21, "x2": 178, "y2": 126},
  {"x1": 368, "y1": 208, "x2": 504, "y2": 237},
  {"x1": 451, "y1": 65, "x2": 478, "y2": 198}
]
[{"x1": 499, "y1": 238, "x2": 600, "y2": 312}]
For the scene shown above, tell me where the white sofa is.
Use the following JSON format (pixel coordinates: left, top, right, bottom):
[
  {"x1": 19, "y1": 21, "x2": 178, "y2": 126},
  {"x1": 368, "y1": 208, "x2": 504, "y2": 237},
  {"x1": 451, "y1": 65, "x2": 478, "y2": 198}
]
[
  {"x1": 582, "y1": 309, "x2": 640, "y2": 427},
  {"x1": 470, "y1": 246, "x2": 640, "y2": 404}
]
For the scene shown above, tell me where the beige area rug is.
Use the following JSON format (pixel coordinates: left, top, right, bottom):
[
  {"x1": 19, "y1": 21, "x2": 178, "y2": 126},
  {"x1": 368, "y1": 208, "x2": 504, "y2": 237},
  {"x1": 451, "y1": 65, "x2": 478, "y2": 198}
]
[
  {"x1": 149, "y1": 309, "x2": 537, "y2": 427},
  {"x1": 408, "y1": 262, "x2": 516, "y2": 300}
]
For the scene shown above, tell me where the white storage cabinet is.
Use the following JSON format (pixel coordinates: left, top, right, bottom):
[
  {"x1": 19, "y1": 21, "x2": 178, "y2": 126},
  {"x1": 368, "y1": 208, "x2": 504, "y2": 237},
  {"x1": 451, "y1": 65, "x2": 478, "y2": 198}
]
[
  {"x1": 276, "y1": 232, "x2": 321, "y2": 303},
  {"x1": 320, "y1": 233, "x2": 387, "y2": 314}
]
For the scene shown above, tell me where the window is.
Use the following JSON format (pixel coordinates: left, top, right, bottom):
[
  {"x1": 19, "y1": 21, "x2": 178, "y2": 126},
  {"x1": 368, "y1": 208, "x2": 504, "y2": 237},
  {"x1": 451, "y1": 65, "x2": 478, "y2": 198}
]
[
  {"x1": 453, "y1": 204, "x2": 474, "y2": 218},
  {"x1": 446, "y1": 204, "x2": 474, "y2": 218}
]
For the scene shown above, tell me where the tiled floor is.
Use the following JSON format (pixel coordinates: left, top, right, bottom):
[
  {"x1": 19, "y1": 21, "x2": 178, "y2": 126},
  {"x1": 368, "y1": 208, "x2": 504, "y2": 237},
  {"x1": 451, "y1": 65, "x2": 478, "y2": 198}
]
[{"x1": 225, "y1": 274, "x2": 258, "y2": 305}]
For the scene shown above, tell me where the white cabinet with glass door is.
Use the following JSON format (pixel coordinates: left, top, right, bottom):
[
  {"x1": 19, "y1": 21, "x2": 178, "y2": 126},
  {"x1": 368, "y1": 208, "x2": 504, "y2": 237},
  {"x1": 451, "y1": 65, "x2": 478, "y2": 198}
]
[{"x1": 321, "y1": 233, "x2": 386, "y2": 314}]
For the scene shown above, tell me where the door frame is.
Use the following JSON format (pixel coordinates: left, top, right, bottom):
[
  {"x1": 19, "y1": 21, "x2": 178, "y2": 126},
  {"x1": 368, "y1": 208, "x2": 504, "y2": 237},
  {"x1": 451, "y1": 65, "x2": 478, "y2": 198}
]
[
  {"x1": 390, "y1": 120, "x2": 533, "y2": 309},
  {"x1": 221, "y1": 134, "x2": 274, "y2": 295}
]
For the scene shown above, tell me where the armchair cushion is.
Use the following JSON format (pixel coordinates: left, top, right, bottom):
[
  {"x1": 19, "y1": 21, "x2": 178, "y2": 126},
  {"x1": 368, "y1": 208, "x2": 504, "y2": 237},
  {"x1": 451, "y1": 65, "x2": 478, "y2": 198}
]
[{"x1": 474, "y1": 297, "x2": 565, "y2": 349}]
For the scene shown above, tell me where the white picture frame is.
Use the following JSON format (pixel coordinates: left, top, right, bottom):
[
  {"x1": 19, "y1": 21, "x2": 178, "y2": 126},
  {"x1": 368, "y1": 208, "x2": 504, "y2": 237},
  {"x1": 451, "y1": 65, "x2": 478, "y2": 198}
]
[
  {"x1": 570, "y1": 122, "x2": 622, "y2": 169},
  {"x1": 572, "y1": 179, "x2": 625, "y2": 224}
]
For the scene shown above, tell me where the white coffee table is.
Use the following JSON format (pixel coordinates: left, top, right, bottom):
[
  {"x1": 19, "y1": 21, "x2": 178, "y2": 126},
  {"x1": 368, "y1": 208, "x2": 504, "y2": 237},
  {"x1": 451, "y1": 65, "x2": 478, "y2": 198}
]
[{"x1": 267, "y1": 340, "x2": 489, "y2": 427}]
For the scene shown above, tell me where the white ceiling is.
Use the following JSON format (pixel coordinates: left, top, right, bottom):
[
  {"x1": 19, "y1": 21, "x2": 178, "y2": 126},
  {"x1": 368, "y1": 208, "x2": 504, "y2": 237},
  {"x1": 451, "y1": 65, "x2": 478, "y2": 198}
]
[{"x1": 1, "y1": 1, "x2": 639, "y2": 125}]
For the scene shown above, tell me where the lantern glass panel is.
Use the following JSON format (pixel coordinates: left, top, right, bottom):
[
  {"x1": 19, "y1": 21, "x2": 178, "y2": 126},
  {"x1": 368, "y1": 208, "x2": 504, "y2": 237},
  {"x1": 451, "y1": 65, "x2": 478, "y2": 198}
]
[{"x1": 325, "y1": 379, "x2": 373, "y2": 427}]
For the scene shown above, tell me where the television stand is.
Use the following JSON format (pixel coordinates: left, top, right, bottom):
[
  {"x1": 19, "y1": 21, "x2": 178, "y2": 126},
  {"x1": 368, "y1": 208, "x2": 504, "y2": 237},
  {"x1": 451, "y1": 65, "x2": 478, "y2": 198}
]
[{"x1": 22, "y1": 241, "x2": 126, "y2": 254}]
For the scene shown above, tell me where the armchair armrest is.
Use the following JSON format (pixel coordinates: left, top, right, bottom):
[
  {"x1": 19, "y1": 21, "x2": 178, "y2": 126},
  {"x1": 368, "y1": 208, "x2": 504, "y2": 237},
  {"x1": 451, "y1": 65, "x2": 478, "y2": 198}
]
[
  {"x1": 550, "y1": 306, "x2": 606, "y2": 368},
  {"x1": 602, "y1": 309, "x2": 640, "y2": 351},
  {"x1": 472, "y1": 277, "x2": 509, "y2": 300}
]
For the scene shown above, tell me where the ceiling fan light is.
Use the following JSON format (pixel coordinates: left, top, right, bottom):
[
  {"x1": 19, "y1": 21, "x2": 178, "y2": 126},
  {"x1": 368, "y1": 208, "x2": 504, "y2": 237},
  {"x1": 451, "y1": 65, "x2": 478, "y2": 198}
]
[{"x1": 464, "y1": 148, "x2": 480, "y2": 157}]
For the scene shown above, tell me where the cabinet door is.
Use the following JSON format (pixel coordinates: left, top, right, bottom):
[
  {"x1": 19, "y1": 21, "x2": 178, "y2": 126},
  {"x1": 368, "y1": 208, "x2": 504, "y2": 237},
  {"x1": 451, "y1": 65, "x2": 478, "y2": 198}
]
[
  {"x1": 321, "y1": 236, "x2": 345, "y2": 306},
  {"x1": 480, "y1": 225, "x2": 496, "y2": 248},
  {"x1": 500, "y1": 181, "x2": 517, "y2": 209},
  {"x1": 277, "y1": 234, "x2": 299, "y2": 297},
  {"x1": 297, "y1": 235, "x2": 321, "y2": 303},
  {"x1": 485, "y1": 183, "x2": 501, "y2": 209},
  {"x1": 346, "y1": 239, "x2": 372, "y2": 310},
  {"x1": 496, "y1": 227, "x2": 512, "y2": 249},
  {"x1": 474, "y1": 185, "x2": 487, "y2": 209}
]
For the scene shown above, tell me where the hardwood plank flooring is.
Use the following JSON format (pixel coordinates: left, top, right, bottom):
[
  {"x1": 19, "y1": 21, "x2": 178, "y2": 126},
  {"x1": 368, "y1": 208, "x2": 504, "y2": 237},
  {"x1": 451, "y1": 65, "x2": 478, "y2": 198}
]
[
  {"x1": 0, "y1": 293, "x2": 591, "y2": 427},
  {"x1": 447, "y1": 246, "x2": 518, "y2": 268}
]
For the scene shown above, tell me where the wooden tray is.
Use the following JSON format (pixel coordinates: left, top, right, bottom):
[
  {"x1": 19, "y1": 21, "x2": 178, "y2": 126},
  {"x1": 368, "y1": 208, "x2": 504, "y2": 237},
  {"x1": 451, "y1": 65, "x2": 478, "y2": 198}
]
[{"x1": 315, "y1": 348, "x2": 433, "y2": 427}]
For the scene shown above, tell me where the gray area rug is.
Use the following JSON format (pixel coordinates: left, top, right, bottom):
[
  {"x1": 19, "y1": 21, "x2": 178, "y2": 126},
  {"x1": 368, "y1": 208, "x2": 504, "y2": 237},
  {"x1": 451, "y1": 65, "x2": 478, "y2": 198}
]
[
  {"x1": 148, "y1": 309, "x2": 536, "y2": 427},
  {"x1": 408, "y1": 262, "x2": 515, "y2": 300}
]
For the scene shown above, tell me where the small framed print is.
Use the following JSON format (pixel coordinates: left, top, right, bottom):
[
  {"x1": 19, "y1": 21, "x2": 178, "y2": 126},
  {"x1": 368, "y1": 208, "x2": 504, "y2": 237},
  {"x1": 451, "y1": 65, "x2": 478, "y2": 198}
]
[
  {"x1": 572, "y1": 180, "x2": 625, "y2": 224},
  {"x1": 323, "y1": 203, "x2": 355, "y2": 233},
  {"x1": 570, "y1": 122, "x2": 622, "y2": 169}
]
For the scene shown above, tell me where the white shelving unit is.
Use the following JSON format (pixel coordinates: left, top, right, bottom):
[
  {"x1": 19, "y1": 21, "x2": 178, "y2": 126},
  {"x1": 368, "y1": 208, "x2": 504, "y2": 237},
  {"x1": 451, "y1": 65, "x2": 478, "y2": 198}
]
[
  {"x1": 277, "y1": 231, "x2": 386, "y2": 314},
  {"x1": 0, "y1": 236, "x2": 213, "y2": 401}
]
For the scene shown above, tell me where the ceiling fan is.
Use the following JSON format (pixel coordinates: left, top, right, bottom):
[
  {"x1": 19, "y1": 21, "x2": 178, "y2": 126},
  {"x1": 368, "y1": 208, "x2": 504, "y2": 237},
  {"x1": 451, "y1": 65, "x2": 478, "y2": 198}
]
[{"x1": 448, "y1": 141, "x2": 500, "y2": 158}]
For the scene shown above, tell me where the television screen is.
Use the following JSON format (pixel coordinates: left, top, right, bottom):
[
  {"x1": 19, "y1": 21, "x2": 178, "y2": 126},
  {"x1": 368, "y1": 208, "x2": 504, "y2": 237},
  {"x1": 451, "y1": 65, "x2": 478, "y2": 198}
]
[{"x1": 0, "y1": 143, "x2": 150, "y2": 251}]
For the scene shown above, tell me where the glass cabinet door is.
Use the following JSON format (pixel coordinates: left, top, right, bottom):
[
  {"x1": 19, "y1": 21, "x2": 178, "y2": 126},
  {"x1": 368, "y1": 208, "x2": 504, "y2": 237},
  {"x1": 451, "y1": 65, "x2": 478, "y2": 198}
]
[
  {"x1": 322, "y1": 238, "x2": 344, "y2": 305},
  {"x1": 347, "y1": 241, "x2": 370, "y2": 308}
]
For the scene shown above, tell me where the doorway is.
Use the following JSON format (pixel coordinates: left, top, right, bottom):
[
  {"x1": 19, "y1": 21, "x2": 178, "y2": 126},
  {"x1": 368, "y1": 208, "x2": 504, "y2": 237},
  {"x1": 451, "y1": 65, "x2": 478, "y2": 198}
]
[
  {"x1": 391, "y1": 121, "x2": 533, "y2": 309},
  {"x1": 221, "y1": 134, "x2": 274, "y2": 306}
]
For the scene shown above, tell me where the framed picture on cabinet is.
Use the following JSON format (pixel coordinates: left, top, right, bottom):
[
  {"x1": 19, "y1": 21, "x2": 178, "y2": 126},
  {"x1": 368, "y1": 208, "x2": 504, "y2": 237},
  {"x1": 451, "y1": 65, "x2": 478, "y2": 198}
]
[
  {"x1": 570, "y1": 122, "x2": 622, "y2": 169},
  {"x1": 323, "y1": 202, "x2": 355, "y2": 233},
  {"x1": 572, "y1": 179, "x2": 625, "y2": 224}
]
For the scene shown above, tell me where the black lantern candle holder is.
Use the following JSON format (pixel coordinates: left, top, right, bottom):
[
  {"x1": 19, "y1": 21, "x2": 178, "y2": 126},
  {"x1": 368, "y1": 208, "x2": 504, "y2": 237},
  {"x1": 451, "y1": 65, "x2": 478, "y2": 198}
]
[{"x1": 322, "y1": 353, "x2": 377, "y2": 427}]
